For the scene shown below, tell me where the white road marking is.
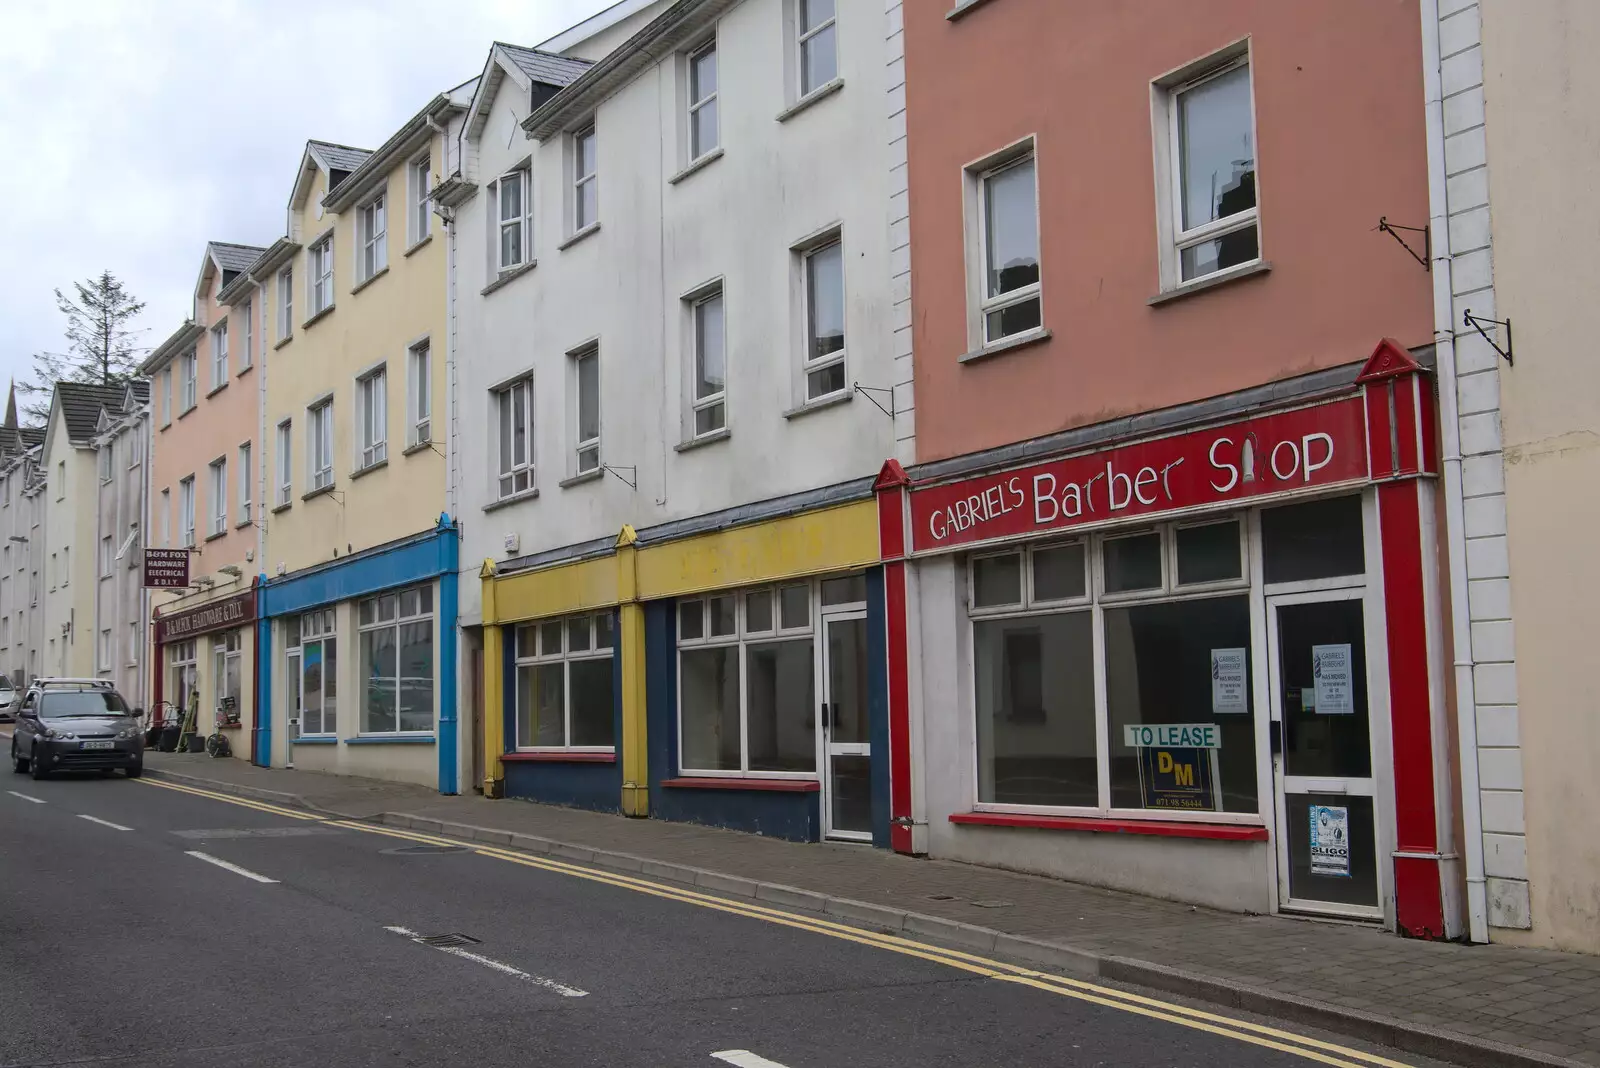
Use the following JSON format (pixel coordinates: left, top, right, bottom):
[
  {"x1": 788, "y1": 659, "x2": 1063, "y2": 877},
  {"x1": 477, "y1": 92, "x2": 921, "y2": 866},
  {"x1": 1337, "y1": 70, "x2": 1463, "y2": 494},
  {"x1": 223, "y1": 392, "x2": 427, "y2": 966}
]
[
  {"x1": 77, "y1": 814, "x2": 133, "y2": 831},
  {"x1": 712, "y1": 1053, "x2": 795, "y2": 1068},
  {"x1": 6, "y1": 791, "x2": 45, "y2": 804},
  {"x1": 385, "y1": 925, "x2": 588, "y2": 997},
  {"x1": 184, "y1": 850, "x2": 278, "y2": 883}
]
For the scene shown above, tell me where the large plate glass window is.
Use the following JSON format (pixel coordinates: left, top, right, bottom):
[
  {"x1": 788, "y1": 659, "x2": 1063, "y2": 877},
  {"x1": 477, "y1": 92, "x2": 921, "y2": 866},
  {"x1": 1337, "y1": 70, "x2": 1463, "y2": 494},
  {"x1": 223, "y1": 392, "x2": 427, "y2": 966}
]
[
  {"x1": 358, "y1": 585, "x2": 434, "y2": 735},
  {"x1": 298, "y1": 609, "x2": 337, "y2": 736},
  {"x1": 514, "y1": 611, "x2": 615, "y2": 749}
]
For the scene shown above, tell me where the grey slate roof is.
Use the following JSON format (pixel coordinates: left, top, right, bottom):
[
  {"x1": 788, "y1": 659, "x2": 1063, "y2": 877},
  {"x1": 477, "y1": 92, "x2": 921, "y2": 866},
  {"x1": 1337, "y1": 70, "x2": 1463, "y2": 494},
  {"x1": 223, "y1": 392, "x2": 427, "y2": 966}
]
[
  {"x1": 309, "y1": 140, "x2": 374, "y2": 173},
  {"x1": 497, "y1": 43, "x2": 592, "y2": 87},
  {"x1": 18, "y1": 427, "x2": 44, "y2": 449},
  {"x1": 57, "y1": 382, "x2": 132, "y2": 445},
  {"x1": 209, "y1": 242, "x2": 266, "y2": 273}
]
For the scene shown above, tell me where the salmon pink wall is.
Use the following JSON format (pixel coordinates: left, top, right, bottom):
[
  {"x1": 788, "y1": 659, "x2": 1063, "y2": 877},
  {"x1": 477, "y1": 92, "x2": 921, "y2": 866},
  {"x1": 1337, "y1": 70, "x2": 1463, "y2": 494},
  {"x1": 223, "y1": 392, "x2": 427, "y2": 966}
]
[{"x1": 905, "y1": 0, "x2": 1434, "y2": 463}]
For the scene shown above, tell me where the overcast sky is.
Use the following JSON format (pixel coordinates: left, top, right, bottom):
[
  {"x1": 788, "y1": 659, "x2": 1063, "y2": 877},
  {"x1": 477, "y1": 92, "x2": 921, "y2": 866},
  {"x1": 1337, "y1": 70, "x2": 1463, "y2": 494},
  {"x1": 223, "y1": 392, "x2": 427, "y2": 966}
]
[{"x1": 0, "y1": 0, "x2": 614, "y2": 418}]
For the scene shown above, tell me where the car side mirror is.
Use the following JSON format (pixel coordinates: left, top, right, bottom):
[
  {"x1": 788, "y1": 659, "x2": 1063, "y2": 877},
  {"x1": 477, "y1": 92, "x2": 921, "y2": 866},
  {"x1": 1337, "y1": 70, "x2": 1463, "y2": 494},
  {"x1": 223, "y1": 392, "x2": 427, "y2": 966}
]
[{"x1": 132, "y1": 707, "x2": 144, "y2": 719}]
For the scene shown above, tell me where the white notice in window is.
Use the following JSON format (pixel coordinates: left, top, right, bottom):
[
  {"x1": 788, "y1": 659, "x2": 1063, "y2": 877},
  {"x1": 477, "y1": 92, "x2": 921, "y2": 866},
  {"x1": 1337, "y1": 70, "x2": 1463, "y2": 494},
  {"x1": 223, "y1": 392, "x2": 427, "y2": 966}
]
[
  {"x1": 1312, "y1": 643, "x2": 1353, "y2": 715},
  {"x1": 1210, "y1": 647, "x2": 1247, "y2": 715}
]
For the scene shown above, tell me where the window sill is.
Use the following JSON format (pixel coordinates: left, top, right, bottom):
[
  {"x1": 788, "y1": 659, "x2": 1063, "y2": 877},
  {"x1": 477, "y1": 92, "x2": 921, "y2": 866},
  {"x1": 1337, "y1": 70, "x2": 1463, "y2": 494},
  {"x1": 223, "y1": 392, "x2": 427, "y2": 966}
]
[
  {"x1": 235, "y1": 519, "x2": 253, "y2": 530},
  {"x1": 483, "y1": 487, "x2": 539, "y2": 513},
  {"x1": 558, "y1": 468, "x2": 603, "y2": 489},
  {"x1": 177, "y1": 405, "x2": 196, "y2": 421},
  {"x1": 273, "y1": 335, "x2": 293, "y2": 351},
  {"x1": 204, "y1": 530, "x2": 227, "y2": 543},
  {"x1": 403, "y1": 234, "x2": 433, "y2": 258},
  {"x1": 237, "y1": 363, "x2": 253, "y2": 378},
  {"x1": 402, "y1": 439, "x2": 434, "y2": 457},
  {"x1": 504, "y1": 751, "x2": 616, "y2": 764},
  {"x1": 206, "y1": 381, "x2": 228, "y2": 399},
  {"x1": 271, "y1": 502, "x2": 292, "y2": 515},
  {"x1": 948, "y1": 811, "x2": 1269, "y2": 841},
  {"x1": 959, "y1": 326, "x2": 1052, "y2": 365},
  {"x1": 349, "y1": 458, "x2": 388, "y2": 481},
  {"x1": 668, "y1": 147, "x2": 724, "y2": 186},
  {"x1": 160, "y1": 422, "x2": 171, "y2": 432},
  {"x1": 557, "y1": 222, "x2": 601, "y2": 252},
  {"x1": 674, "y1": 427, "x2": 730, "y2": 452},
  {"x1": 662, "y1": 776, "x2": 819, "y2": 793},
  {"x1": 293, "y1": 735, "x2": 337, "y2": 745},
  {"x1": 782, "y1": 390, "x2": 852, "y2": 420},
  {"x1": 349, "y1": 266, "x2": 389, "y2": 297},
  {"x1": 776, "y1": 78, "x2": 845, "y2": 122},
  {"x1": 1147, "y1": 260, "x2": 1272, "y2": 307},
  {"x1": 346, "y1": 734, "x2": 435, "y2": 745},
  {"x1": 302, "y1": 484, "x2": 336, "y2": 502},
  {"x1": 481, "y1": 260, "x2": 537, "y2": 297},
  {"x1": 946, "y1": 0, "x2": 999, "y2": 18},
  {"x1": 301, "y1": 305, "x2": 335, "y2": 331}
]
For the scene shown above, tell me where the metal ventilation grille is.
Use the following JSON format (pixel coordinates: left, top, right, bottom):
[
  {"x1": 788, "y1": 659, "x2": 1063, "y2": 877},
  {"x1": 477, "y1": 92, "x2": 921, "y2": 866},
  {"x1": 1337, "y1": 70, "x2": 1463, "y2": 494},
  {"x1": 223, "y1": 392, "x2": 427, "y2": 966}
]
[{"x1": 418, "y1": 933, "x2": 481, "y2": 949}]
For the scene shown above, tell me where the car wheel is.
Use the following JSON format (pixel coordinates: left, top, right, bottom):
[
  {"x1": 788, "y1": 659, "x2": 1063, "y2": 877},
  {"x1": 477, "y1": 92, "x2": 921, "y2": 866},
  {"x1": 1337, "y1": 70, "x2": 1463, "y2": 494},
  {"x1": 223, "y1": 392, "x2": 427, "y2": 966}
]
[
  {"x1": 10, "y1": 740, "x2": 26, "y2": 774},
  {"x1": 125, "y1": 764, "x2": 143, "y2": 779},
  {"x1": 28, "y1": 746, "x2": 47, "y2": 781}
]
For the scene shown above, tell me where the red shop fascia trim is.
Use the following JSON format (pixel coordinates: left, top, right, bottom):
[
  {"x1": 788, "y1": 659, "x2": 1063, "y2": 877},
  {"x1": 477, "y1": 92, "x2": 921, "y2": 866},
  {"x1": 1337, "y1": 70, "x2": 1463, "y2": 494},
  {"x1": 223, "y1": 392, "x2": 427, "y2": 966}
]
[
  {"x1": 661, "y1": 777, "x2": 820, "y2": 793},
  {"x1": 949, "y1": 811, "x2": 1269, "y2": 842}
]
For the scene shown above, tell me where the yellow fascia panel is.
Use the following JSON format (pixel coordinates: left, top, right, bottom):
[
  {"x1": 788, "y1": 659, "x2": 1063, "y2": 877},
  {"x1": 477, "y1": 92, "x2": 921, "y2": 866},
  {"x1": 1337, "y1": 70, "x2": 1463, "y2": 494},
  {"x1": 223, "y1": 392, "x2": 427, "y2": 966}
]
[
  {"x1": 635, "y1": 500, "x2": 880, "y2": 600},
  {"x1": 489, "y1": 553, "x2": 619, "y2": 624}
]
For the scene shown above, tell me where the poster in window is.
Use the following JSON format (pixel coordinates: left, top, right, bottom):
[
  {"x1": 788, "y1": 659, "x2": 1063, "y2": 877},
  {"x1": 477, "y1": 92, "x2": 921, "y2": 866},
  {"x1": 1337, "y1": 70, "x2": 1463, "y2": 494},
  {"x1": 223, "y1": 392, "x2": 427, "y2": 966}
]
[
  {"x1": 1309, "y1": 804, "x2": 1351, "y2": 877},
  {"x1": 1312, "y1": 643, "x2": 1353, "y2": 715},
  {"x1": 1210, "y1": 647, "x2": 1248, "y2": 715}
]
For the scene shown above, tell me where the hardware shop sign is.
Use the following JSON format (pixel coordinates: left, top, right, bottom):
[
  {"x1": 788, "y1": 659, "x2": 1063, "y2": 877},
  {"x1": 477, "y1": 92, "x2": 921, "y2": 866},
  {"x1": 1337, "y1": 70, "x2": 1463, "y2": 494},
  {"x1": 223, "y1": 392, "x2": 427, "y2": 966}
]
[
  {"x1": 908, "y1": 396, "x2": 1369, "y2": 552},
  {"x1": 155, "y1": 591, "x2": 256, "y2": 644},
  {"x1": 142, "y1": 548, "x2": 192, "y2": 589}
]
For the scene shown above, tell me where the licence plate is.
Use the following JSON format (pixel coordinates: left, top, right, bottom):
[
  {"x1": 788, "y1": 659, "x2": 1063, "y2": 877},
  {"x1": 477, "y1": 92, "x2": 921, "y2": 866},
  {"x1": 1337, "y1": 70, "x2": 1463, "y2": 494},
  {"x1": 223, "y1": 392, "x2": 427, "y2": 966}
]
[{"x1": 80, "y1": 740, "x2": 114, "y2": 750}]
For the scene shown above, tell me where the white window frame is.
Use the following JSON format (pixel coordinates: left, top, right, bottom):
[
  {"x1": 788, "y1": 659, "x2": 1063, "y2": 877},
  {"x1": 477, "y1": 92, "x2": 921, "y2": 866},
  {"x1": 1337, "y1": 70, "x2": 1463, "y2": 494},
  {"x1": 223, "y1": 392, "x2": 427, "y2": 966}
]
[
  {"x1": 275, "y1": 419, "x2": 293, "y2": 508},
  {"x1": 493, "y1": 376, "x2": 534, "y2": 499},
  {"x1": 689, "y1": 285, "x2": 726, "y2": 438},
  {"x1": 969, "y1": 143, "x2": 1043, "y2": 348},
  {"x1": 277, "y1": 267, "x2": 294, "y2": 340},
  {"x1": 800, "y1": 235, "x2": 847, "y2": 401},
  {"x1": 178, "y1": 476, "x2": 195, "y2": 548},
  {"x1": 572, "y1": 345, "x2": 601, "y2": 475},
  {"x1": 237, "y1": 442, "x2": 252, "y2": 525},
  {"x1": 356, "y1": 365, "x2": 388, "y2": 470},
  {"x1": 180, "y1": 351, "x2": 198, "y2": 412},
  {"x1": 308, "y1": 400, "x2": 334, "y2": 491},
  {"x1": 356, "y1": 585, "x2": 435, "y2": 737},
  {"x1": 687, "y1": 40, "x2": 720, "y2": 163},
  {"x1": 207, "y1": 457, "x2": 227, "y2": 537},
  {"x1": 99, "y1": 534, "x2": 113, "y2": 578},
  {"x1": 128, "y1": 428, "x2": 142, "y2": 468},
  {"x1": 98, "y1": 628, "x2": 111, "y2": 673},
  {"x1": 357, "y1": 191, "x2": 388, "y2": 283},
  {"x1": 296, "y1": 608, "x2": 338, "y2": 737},
  {"x1": 407, "y1": 340, "x2": 431, "y2": 447},
  {"x1": 161, "y1": 368, "x2": 172, "y2": 426},
  {"x1": 239, "y1": 298, "x2": 253, "y2": 370},
  {"x1": 161, "y1": 488, "x2": 172, "y2": 547},
  {"x1": 308, "y1": 235, "x2": 334, "y2": 315},
  {"x1": 1155, "y1": 49, "x2": 1260, "y2": 289},
  {"x1": 127, "y1": 620, "x2": 139, "y2": 667},
  {"x1": 210, "y1": 319, "x2": 229, "y2": 388},
  {"x1": 513, "y1": 611, "x2": 615, "y2": 751},
  {"x1": 493, "y1": 167, "x2": 532, "y2": 274},
  {"x1": 675, "y1": 582, "x2": 819, "y2": 779},
  {"x1": 99, "y1": 445, "x2": 113, "y2": 484},
  {"x1": 797, "y1": 0, "x2": 838, "y2": 97},
  {"x1": 408, "y1": 154, "x2": 432, "y2": 247},
  {"x1": 572, "y1": 125, "x2": 598, "y2": 233}
]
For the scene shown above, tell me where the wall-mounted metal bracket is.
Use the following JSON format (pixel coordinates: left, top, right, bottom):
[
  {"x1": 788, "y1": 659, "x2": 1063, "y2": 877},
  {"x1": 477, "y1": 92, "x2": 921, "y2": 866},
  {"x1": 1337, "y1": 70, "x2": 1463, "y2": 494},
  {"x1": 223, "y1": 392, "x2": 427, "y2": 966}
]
[
  {"x1": 1463, "y1": 310, "x2": 1513, "y2": 366},
  {"x1": 602, "y1": 464, "x2": 638, "y2": 490},
  {"x1": 853, "y1": 383, "x2": 896, "y2": 419},
  {"x1": 1377, "y1": 216, "x2": 1431, "y2": 271}
]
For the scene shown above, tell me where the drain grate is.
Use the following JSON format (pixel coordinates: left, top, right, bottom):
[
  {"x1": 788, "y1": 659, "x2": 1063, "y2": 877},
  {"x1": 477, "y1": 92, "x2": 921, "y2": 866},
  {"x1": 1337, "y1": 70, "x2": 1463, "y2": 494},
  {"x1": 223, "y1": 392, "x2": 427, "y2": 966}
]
[
  {"x1": 383, "y1": 844, "x2": 471, "y2": 855},
  {"x1": 418, "y1": 933, "x2": 481, "y2": 948}
]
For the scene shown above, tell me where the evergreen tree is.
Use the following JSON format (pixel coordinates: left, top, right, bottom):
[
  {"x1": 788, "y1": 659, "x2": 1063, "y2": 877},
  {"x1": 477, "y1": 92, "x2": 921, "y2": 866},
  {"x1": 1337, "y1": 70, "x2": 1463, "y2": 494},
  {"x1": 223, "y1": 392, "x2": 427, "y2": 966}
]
[{"x1": 19, "y1": 271, "x2": 147, "y2": 424}]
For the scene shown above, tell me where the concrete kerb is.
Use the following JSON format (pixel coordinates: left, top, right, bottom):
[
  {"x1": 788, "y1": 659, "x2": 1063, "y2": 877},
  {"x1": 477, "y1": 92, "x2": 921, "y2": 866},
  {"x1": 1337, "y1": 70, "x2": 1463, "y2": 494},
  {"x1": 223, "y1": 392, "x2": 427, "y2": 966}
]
[
  {"x1": 143, "y1": 767, "x2": 320, "y2": 814},
  {"x1": 377, "y1": 812, "x2": 1582, "y2": 1068}
]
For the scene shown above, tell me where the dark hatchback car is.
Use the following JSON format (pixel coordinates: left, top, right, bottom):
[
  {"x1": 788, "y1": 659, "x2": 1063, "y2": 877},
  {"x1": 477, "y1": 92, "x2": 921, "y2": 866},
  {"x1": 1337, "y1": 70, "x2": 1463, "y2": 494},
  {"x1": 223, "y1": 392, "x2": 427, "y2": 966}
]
[{"x1": 9, "y1": 681, "x2": 144, "y2": 780}]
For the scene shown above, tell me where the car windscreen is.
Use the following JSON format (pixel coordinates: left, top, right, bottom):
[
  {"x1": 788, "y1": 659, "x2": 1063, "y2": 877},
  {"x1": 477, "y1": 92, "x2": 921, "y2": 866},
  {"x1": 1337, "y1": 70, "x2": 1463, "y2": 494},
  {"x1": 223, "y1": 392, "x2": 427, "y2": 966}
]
[{"x1": 39, "y1": 691, "x2": 129, "y2": 717}]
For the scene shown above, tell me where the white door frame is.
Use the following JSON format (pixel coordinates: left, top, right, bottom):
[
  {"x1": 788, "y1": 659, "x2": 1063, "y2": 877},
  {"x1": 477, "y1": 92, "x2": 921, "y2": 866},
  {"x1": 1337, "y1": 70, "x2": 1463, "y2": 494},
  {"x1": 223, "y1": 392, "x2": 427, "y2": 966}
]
[{"x1": 819, "y1": 608, "x2": 872, "y2": 842}]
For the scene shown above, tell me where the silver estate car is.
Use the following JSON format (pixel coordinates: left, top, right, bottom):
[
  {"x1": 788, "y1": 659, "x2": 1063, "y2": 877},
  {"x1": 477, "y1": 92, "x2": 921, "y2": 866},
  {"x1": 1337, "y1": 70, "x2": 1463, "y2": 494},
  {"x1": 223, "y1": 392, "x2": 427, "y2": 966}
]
[{"x1": 9, "y1": 679, "x2": 144, "y2": 780}]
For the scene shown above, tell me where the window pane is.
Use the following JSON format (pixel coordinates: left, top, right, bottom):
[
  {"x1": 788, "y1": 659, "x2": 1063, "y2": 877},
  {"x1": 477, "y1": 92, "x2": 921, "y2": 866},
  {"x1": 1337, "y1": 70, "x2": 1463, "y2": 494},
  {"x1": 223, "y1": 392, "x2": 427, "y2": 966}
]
[
  {"x1": 806, "y1": 362, "x2": 846, "y2": 401},
  {"x1": 801, "y1": 23, "x2": 837, "y2": 94},
  {"x1": 398, "y1": 619, "x2": 433, "y2": 732},
  {"x1": 679, "y1": 600, "x2": 703, "y2": 640},
  {"x1": 690, "y1": 46, "x2": 717, "y2": 102},
  {"x1": 694, "y1": 295, "x2": 724, "y2": 400},
  {"x1": 500, "y1": 174, "x2": 522, "y2": 221},
  {"x1": 540, "y1": 620, "x2": 564, "y2": 656},
  {"x1": 1176, "y1": 521, "x2": 1242, "y2": 585},
  {"x1": 691, "y1": 98, "x2": 719, "y2": 158},
  {"x1": 1178, "y1": 63, "x2": 1256, "y2": 232},
  {"x1": 516, "y1": 624, "x2": 538, "y2": 659},
  {"x1": 801, "y1": 0, "x2": 834, "y2": 32},
  {"x1": 708, "y1": 594, "x2": 736, "y2": 637},
  {"x1": 1103, "y1": 533, "x2": 1163, "y2": 593},
  {"x1": 984, "y1": 295, "x2": 1042, "y2": 342},
  {"x1": 1105, "y1": 595, "x2": 1256, "y2": 813},
  {"x1": 820, "y1": 573, "x2": 867, "y2": 605},
  {"x1": 806, "y1": 242, "x2": 844, "y2": 365},
  {"x1": 694, "y1": 402, "x2": 725, "y2": 436},
  {"x1": 569, "y1": 657, "x2": 615, "y2": 747},
  {"x1": 517, "y1": 664, "x2": 565, "y2": 747},
  {"x1": 577, "y1": 353, "x2": 599, "y2": 442},
  {"x1": 680, "y1": 646, "x2": 739, "y2": 770},
  {"x1": 361, "y1": 628, "x2": 397, "y2": 733},
  {"x1": 975, "y1": 612, "x2": 1097, "y2": 806},
  {"x1": 983, "y1": 158, "x2": 1039, "y2": 298},
  {"x1": 1032, "y1": 543, "x2": 1086, "y2": 601},
  {"x1": 323, "y1": 638, "x2": 338, "y2": 733},
  {"x1": 500, "y1": 222, "x2": 522, "y2": 269},
  {"x1": 577, "y1": 131, "x2": 596, "y2": 179},
  {"x1": 1261, "y1": 495, "x2": 1365, "y2": 584},
  {"x1": 972, "y1": 554, "x2": 1022, "y2": 608},
  {"x1": 747, "y1": 639, "x2": 816, "y2": 772},
  {"x1": 778, "y1": 584, "x2": 809, "y2": 629},
  {"x1": 594, "y1": 611, "x2": 613, "y2": 649},
  {"x1": 745, "y1": 589, "x2": 773, "y2": 632},
  {"x1": 359, "y1": 600, "x2": 374, "y2": 626},
  {"x1": 1180, "y1": 225, "x2": 1259, "y2": 281},
  {"x1": 567, "y1": 616, "x2": 592, "y2": 653},
  {"x1": 577, "y1": 179, "x2": 597, "y2": 229}
]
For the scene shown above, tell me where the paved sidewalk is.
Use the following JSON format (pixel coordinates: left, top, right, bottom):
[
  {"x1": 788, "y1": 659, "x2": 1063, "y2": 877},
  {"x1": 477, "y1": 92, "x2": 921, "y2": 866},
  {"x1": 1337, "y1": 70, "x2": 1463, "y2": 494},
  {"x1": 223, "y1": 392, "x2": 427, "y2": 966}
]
[{"x1": 144, "y1": 752, "x2": 1600, "y2": 1068}]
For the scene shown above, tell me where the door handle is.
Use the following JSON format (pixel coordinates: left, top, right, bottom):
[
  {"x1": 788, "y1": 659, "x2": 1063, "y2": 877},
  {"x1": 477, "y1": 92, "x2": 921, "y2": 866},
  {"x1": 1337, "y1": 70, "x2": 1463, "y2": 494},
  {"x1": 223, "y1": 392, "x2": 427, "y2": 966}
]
[
  {"x1": 1269, "y1": 719, "x2": 1282, "y2": 756},
  {"x1": 819, "y1": 702, "x2": 829, "y2": 731}
]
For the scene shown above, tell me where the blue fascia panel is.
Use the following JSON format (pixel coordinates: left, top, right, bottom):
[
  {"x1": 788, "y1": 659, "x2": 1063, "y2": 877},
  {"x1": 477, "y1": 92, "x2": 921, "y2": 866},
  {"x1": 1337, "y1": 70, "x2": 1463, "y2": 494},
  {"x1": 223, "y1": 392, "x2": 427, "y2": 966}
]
[{"x1": 261, "y1": 515, "x2": 458, "y2": 618}]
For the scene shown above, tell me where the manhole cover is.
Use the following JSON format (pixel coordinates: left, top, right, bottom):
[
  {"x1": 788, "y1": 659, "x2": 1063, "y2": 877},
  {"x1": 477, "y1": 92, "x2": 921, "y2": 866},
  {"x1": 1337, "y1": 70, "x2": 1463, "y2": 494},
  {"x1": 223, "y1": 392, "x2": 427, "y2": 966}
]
[
  {"x1": 418, "y1": 933, "x2": 481, "y2": 948},
  {"x1": 382, "y1": 844, "x2": 471, "y2": 855}
]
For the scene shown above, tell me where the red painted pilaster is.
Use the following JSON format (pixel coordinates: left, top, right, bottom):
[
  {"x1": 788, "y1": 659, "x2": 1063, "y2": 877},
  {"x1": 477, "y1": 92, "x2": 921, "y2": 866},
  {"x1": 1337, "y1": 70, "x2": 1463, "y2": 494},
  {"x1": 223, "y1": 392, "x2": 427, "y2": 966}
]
[{"x1": 875, "y1": 460, "x2": 915, "y2": 855}]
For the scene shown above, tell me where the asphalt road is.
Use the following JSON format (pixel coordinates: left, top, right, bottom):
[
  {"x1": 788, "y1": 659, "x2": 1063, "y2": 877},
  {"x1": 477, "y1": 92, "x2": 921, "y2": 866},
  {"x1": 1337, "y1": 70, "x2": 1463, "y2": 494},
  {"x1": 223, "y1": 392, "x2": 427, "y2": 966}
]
[{"x1": 0, "y1": 766, "x2": 1451, "y2": 1068}]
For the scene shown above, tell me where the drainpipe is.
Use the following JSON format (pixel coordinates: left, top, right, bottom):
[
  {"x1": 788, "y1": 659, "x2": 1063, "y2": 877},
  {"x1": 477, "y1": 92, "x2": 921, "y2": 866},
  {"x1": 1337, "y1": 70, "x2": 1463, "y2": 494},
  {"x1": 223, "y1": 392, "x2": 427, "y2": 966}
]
[
  {"x1": 1420, "y1": 0, "x2": 1489, "y2": 944},
  {"x1": 253, "y1": 272, "x2": 268, "y2": 766},
  {"x1": 428, "y1": 110, "x2": 461, "y2": 790}
]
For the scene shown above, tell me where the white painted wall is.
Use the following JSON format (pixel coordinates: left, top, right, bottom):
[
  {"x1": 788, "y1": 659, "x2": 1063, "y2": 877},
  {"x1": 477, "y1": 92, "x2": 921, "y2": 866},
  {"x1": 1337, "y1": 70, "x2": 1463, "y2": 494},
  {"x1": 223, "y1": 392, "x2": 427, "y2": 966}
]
[
  {"x1": 452, "y1": 0, "x2": 897, "y2": 626},
  {"x1": 93, "y1": 402, "x2": 150, "y2": 705}
]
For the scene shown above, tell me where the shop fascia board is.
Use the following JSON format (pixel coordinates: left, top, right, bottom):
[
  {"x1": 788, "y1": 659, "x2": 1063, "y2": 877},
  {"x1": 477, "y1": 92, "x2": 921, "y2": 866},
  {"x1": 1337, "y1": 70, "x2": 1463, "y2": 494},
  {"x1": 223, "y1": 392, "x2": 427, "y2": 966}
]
[{"x1": 260, "y1": 514, "x2": 457, "y2": 618}]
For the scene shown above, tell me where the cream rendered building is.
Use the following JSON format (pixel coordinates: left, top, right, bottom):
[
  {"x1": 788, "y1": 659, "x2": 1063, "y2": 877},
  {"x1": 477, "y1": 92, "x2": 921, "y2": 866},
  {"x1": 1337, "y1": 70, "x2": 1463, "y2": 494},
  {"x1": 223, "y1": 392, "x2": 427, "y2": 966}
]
[{"x1": 250, "y1": 84, "x2": 472, "y2": 790}]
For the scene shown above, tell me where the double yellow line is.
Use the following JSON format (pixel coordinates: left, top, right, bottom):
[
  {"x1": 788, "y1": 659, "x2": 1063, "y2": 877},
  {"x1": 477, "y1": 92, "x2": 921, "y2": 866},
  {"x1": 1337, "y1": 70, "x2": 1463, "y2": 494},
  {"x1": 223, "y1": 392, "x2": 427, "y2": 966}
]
[{"x1": 140, "y1": 777, "x2": 1411, "y2": 1068}]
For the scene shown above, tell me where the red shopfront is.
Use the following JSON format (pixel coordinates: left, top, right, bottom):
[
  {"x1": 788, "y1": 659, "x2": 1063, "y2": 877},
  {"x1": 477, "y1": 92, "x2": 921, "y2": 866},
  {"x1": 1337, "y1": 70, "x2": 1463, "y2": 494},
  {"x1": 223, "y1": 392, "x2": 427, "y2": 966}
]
[
  {"x1": 152, "y1": 588, "x2": 258, "y2": 754},
  {"x1": 875, "y1": 341, "x2": 1461, "y2": 937}
]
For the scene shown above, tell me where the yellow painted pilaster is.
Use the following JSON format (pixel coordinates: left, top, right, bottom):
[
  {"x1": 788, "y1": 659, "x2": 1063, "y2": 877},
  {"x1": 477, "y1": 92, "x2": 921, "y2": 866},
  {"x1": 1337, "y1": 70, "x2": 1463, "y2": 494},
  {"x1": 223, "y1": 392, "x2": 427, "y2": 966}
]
[
  {"x1": 615, "y1": 526, "x2": 649, "y2": 817},
  {"x1": 480, "y1": 559, "x2": 505, "y2": 797}
]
